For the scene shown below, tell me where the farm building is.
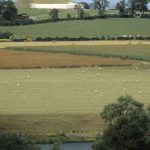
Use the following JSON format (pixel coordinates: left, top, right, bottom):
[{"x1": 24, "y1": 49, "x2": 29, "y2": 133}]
[{"x1": 30, "y1": 0, "x2": 123, "y2": 9}]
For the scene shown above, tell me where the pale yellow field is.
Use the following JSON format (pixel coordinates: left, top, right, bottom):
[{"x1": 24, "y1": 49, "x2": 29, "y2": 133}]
[
  {"x1": 0, "y1": 67, "x2": 150, "y2": 115},
  {"x1": 1, "y1": 40, "x2": 150, "y2": 49}
]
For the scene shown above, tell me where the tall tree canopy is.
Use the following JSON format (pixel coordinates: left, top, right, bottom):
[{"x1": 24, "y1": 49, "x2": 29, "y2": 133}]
[
  {"x1": 128, "y1": 0, "x2": 149, "y2": 14},
  {"x1": 0, "y1": 0, "x2": 17, "y2": 21}
]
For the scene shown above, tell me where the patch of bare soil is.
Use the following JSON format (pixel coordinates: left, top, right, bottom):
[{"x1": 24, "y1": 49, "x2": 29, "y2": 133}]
[{"x1": 0, "y1": 49, "x2": 140, "y2": 69}]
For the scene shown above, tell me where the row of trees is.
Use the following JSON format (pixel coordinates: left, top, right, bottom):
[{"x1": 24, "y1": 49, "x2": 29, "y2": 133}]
[
  {"x1": 93, "y1": 0, "x2": 150, "y2": 17},
  {"x1": 0, "y1": 0, "x2": 17, "y2": 21},
  {"x1": 49, "y1": 0, "x2": 150, "y2": 21},
  {"x1": 116, "y1": 0, "x2": 150, "y2": 17}
]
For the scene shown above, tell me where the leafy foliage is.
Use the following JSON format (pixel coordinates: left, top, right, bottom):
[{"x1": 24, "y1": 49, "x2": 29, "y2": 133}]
[
  {"x1": 0, "y1": 134, "x2": 41, "y2": 150},
  {"x1": 93, "y1": 95, "x2": 150, "y2": 150},
  {"x1": 0, "y1": 0, "x2": 17, "y2": 21}
]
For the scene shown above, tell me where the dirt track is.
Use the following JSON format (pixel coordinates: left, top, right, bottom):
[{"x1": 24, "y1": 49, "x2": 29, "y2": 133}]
[
  {"x1": 0, "y1": 49, "x2": 139, "y2": 69},
  {"x1": 0, "y1": 40, "x2": 150, "y2": 49}
]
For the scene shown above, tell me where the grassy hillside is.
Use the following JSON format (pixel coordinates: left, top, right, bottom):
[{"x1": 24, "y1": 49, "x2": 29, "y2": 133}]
[{"x1": 0, "y1": 18, "x2": 150, "y2": 38}]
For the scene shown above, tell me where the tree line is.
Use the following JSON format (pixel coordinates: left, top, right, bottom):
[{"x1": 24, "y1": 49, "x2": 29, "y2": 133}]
[{"x1": 49, "y1": 0, "x2": 150, "y2": 21}]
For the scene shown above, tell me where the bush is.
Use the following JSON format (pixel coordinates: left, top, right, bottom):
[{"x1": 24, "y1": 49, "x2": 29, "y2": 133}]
[
  {"x1": 0, "y1": 134, "x2": 41, "y2": 150},
  {"x1": 0, "y1": 32, "x2": 13, "y2": 39},
  {"x1": 12, "y1": 38, "x2": 26, "y2": 42},
  {"x1": 116, "y1": 35, "x2": 134, "y2": 40},
  {"x1": 66, "y1": 13, "x2": 71, "y2": 19},
  {"x1": 135, "y1": 35, "x2": 144, "y2": 40}
]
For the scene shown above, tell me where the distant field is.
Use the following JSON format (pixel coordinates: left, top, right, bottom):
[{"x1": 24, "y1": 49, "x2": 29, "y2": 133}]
[
  {"x1": 10, "y1": 44, "x2": 150, "y2": 62},
  {"x1": 31, "y1": 0, "x2": 69, "y2": 3},
  {"x1": 0, "y1": 67, "x2": 150, "y2": 137},
  {"x1": 0, "y1": 19, "x2": 150, "y2": 38}
]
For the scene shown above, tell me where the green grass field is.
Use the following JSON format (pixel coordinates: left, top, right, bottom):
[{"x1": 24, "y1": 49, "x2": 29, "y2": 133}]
[
  {"x1": 10, "y1": 44, "x2": 150, "y2": 62},
  {"x1": 1, "y1": 18, "x2": 150, "y2": 38},
  {"x1": 0, "y1": 67, "x2": 150, "y2": 137}
]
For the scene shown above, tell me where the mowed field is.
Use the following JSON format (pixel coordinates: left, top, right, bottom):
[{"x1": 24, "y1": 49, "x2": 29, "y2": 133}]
[
  {"x1": 1, "y1": 19, "x2": 150, "y2": 38},
  {"x1": 0, "y1": 67, "x2": 150, "y2": 137}
]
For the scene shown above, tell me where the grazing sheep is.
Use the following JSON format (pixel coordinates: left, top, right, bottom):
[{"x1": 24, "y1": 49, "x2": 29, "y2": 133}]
[
  {"x1": 94, "y1": 90, "x2": 98, "y2": 93},
  {"x1": 138, "y1": 91, "x2": 143, "y2": 94},
  {"x1": 98, "y1": 67, "x2": 102, "y2": 70}
]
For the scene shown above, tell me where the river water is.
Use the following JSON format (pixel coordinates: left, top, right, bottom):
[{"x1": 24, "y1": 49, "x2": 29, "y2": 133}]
[{"x1": 39, "y1": 142, "x2": 93, "y2": 150}]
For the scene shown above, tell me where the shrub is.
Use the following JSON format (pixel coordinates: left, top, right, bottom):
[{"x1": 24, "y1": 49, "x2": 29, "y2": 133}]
[
  {"x1": 116, "y1": 35, "x2": 134, "y2": 40},
  {"x1": 66, "y1": 13, "x2": 71, "y2": 19},
  {"x1": 49, "y1": 9, "x2": 59, "y2": 21},
  {"x1": 0, "y1": 31, "x2": 13, "y2": 39}
]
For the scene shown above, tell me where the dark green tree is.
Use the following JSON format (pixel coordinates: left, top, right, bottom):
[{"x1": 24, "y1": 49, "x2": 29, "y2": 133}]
[
  {"x1": 128, "y1": 0, "x2": 149, "y2": 15},
  {"x1": 77, "y1": 7, "x2": 84, "y2": 19},
  {"x1": 49, "y1": 9, "x2": 59, "y2": 21},
  {"x1": 93, "y1": 95, "x2": 150, "y2": 150},
  {"x1": 116, "y1": 0, "x2": 128, "y2": 17},
  {"x1": 128, "y1": 0, "x2": 136, "y2": 16},
  {"x1": 2, "y1": 0, "x2": 17, "y2": 21},
  {"x1": 80, "y1": 2, "x2": 89, "y2": 9},
  {"x1": 0, "y1": 134, "x2": 41, "y2": 150},
  {"x1": 93, "y1": 0, "x2": 108, "y2": 17}
]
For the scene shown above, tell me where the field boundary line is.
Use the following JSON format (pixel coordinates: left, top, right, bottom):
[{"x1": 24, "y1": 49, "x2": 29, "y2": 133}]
[{"x1": 1, "y1": 40, "x2": 150, "y2": 48}]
